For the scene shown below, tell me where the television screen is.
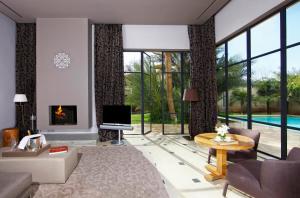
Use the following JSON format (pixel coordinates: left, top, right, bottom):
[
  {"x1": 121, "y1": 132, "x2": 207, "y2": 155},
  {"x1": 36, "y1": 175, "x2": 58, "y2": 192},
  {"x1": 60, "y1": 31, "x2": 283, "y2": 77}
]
[{"x1": 103, "y1": 105, "x2": 131, "y2": 124}]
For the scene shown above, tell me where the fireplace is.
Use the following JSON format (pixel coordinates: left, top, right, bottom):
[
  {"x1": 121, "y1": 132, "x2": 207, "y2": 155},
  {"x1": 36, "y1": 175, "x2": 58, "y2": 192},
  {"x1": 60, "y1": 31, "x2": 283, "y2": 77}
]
[{"x1": 49, "y1": 105, "x2": 77, "y2": 125}]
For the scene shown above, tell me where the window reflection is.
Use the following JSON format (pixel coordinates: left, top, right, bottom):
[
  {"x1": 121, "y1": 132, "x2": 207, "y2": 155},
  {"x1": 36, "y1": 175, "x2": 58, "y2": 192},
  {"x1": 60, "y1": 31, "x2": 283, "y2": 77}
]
[
  {"x1": 287, "y1": 2, "x2": 300, "y2": 46},
  {"x1": 228, "y1": 32, "x2": 247, "y2": 63},
  {"x1": 251, "y1": 14, "x2": 280, "y2": 57}
]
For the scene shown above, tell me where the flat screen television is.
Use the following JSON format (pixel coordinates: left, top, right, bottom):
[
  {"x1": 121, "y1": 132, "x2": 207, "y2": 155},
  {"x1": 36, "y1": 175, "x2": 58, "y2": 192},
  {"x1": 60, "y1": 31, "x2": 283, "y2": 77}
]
[{"x1": 103, "y1": 105, "x2": 131, "y2": 125}]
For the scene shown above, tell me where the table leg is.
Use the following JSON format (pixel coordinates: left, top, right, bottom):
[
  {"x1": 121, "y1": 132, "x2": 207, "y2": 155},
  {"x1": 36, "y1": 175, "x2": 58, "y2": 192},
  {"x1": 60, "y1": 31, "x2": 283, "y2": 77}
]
[
  {"x1": 111, "y1": 129, "x2": 124, "y2": 145},
  {"x1": 205, "y1": 149, "x2": 227, "y2": 181}
]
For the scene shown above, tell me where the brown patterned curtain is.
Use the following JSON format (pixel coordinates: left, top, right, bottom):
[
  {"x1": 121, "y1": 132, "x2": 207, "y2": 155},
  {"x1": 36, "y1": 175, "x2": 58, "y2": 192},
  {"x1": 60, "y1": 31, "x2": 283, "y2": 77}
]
[
  {"x1": 16, "y1": 23, "x2": 36, "y2": 136},
  {"x1": 188, "y1": 17, "x2": 217, "y2": 137},
  {"x1": 94, "y1": 24, "x2": 124, "y2": 141}
]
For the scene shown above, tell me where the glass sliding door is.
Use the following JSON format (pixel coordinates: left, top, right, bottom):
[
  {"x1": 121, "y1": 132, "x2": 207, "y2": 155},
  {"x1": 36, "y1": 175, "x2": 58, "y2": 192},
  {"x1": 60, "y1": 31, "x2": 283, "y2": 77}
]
[
  {"x1": 123, "y1": 51, "x2": 190, "y2": 135},
  {"x1": 144, "y1": 52, "x2": 163, "y2": 133},
  {"x1": 143, "y1": 52, "x2": 153, "y2": 134},
  {"x1": 123, "y1": 51, "x2": 157, "y2": 135},
  {"x1": 124, "y1": 52, "x2": 142, "y2": 134},
  {"x1": 182, "y1": 52, "x2": 191, "y2": 134},
  {"x1": 162, "y1": 52, "x2": 185, "y2": 134}
]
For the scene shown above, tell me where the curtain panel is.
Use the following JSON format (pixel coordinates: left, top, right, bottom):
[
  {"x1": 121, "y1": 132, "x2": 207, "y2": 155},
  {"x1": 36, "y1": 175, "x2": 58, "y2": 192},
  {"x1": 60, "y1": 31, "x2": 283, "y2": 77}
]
[
  {"x1": 15, "y1": 23, "x2": 36, "y2": 135},
  {"x1": 188, "y1": 17, "x2": 217, "y2": 137},
  {"x1": 94, "y1": 24, "x2": 124, "y2": 141}
]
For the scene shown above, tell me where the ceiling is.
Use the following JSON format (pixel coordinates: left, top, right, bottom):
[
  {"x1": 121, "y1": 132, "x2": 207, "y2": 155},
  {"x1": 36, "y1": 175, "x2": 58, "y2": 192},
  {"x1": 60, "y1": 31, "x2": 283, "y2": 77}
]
[{"x1": 0, "y1": 0, "x2": 229, "y2": 24}]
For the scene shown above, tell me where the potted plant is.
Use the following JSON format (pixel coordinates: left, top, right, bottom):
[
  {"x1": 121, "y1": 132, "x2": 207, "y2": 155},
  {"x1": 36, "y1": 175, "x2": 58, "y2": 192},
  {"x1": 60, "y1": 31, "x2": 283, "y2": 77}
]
[{"x1": 215, "y1": 124, "x2": 230, "y2": 141}]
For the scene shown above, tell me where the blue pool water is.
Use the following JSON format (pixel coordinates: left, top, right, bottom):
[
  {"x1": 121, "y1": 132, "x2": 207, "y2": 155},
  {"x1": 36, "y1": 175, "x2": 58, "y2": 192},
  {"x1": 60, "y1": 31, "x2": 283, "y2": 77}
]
[{"x1": 236, "y1": 115, "x2": 300, "y2": 128}]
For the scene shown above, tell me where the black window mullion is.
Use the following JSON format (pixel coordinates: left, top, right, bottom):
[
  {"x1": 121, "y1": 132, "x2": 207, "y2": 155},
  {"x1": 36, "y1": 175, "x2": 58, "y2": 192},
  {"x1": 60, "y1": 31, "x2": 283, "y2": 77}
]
[
  {"x1": 161, "y1": 52, "x2": 165, "y2": 135},
  {"x1": 247, "y1": 29, "x2": 252, "y2": 129},
  {"x1": 280, "y1": 9, "x2": 288, "y2": 160},
  {"x1": 227, "y1": 59, "x2": 248, "y2": 67},
  {"x1": 141, "y1": 52, "x2": 145, "y2": 135},
  {"x1": 225, "y1": 43, "x2": 229, "y2": 125},
  {"x1": 286, "y1": 41, "x2": 300, "y2": 49},
  {"x1": 250, "y1": 48, "x2": 281, "y2": 61},
  {"x1": 180, "y1": 52, "x2": 184, "y2": 134}
]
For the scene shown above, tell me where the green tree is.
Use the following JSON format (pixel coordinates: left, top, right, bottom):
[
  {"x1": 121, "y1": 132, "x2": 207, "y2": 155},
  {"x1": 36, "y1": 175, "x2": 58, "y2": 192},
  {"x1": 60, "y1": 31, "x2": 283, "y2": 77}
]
[
  {"x1": 125, "y1": 63, "x2": 142, "y2": 111},
  {"x1": 287, "y1": 72, "x2": 300, "y2": 112},
  {"x1": 230, "y1": 88, "x2": 247, "y2": 114},
  {"x1": 287, "y1": 73, "x2": 300, "y2": 102},
  {"x1": 216, "y1": 51, "x2": 247, "y2": 99},
  {"x1": 254, "y1": 78, "x2": 280, "y2": 114}
]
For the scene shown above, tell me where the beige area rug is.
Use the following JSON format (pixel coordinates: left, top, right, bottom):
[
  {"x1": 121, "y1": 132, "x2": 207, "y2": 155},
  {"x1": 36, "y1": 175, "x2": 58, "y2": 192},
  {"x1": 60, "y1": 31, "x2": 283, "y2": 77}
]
[{"x1": 32, "y1": 146, "x2": 169, "y2": 198}]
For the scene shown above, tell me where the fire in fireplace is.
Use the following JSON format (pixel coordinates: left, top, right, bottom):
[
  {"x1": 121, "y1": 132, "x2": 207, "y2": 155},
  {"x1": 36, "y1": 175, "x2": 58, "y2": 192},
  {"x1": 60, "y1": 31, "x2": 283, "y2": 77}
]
[{"x1": 50, "y1": 105, "x2": 77, "y2": 125}]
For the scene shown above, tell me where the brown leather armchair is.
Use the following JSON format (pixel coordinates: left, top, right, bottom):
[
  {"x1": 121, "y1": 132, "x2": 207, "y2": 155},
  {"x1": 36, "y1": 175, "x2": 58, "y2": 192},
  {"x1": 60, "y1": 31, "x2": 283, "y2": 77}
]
[
  {"x1": 223, "y1": 147, "x2": 300, "y2": 198},
  {"x1": 208, "y1": 128, "x2": 260, "y2": 164}
]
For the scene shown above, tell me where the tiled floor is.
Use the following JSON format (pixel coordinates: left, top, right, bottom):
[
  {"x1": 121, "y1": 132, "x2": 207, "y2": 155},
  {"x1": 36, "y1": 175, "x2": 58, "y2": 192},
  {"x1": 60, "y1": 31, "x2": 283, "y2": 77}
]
[
  {"x1": 126, "y1": 121, "x2": 300, "y2": 159},
  {"x1": 123, "y1": 133, "x2": 252, "y2": 198}
]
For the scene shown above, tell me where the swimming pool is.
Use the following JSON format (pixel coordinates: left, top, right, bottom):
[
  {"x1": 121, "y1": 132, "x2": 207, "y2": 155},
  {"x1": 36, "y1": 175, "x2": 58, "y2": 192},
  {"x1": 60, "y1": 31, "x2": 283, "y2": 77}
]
[{"x1": 234, "y1": 115, "x2": 300, "y2": 129}]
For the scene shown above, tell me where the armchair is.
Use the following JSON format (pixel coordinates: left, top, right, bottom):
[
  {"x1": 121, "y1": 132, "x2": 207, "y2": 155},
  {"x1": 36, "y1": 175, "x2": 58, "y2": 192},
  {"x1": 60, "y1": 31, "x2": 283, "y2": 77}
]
[
  {"x1": 208, "y1": 128, "x2": 260, "y2": 163},
  {"x1": 223, "y1": 147, "x2": 300, "y2": 198}
]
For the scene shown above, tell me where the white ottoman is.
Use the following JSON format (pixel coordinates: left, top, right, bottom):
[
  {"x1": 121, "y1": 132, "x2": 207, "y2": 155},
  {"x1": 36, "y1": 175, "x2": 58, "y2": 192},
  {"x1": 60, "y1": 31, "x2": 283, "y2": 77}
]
[{"x1": 0, "y1": 147, "x2": 78, "y2": 184}]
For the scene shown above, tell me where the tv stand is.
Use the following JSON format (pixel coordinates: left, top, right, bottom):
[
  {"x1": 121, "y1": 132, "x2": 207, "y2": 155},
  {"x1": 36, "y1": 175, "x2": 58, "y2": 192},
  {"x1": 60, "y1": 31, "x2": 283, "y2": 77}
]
[{"x1": 99, "y1": 124, "x2": 133, "y2": 145}]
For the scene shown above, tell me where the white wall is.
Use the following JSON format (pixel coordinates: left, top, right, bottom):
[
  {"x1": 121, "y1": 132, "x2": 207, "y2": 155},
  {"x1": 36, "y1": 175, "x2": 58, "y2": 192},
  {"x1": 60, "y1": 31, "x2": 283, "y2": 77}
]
[
  {"x1": 215, "y1": 0, "x2": 285, "y2": 42},
  {"x1": 0, "y1": 13, "x2": 16, "y2": 143},
  {"x1": 123, "y1": 25, "x2": 190, "y2": 50}
]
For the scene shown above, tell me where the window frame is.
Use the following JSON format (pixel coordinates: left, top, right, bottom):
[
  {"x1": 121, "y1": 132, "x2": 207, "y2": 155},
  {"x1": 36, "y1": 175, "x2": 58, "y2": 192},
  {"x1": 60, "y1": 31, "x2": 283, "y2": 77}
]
[{"x1": 216, "y1": 0, "x2": 300, "y2": 159}]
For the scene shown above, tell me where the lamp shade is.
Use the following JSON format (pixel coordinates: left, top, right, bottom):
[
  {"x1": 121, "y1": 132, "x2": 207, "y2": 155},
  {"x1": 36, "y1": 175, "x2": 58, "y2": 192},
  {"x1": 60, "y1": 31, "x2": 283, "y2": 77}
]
[
  {"x1": 13, "y1": 94, "x2": 28, "y2": 103},
  {"x1": 183, "y1": 88, "x2": 199, "y2": 102}
]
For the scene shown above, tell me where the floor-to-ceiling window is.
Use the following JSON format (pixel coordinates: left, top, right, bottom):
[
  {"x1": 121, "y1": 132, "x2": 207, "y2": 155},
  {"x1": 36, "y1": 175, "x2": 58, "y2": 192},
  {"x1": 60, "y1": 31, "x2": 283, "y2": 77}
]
[
  {"x1": 124, "y1": 51, "x2": 190, "y2": 135},
  {"x1": 286, "y1": 1, "x2": 300, "y2": 154},
  {"x1": 216, "y1": 0, "x2": 300, "y2": 159}
]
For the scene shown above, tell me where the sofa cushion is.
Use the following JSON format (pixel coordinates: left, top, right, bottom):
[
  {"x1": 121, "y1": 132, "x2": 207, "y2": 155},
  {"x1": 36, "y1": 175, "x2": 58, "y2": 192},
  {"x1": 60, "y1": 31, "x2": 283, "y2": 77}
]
[{"x1": 0, "y1": 172, "x2": 32, "y2": 198}]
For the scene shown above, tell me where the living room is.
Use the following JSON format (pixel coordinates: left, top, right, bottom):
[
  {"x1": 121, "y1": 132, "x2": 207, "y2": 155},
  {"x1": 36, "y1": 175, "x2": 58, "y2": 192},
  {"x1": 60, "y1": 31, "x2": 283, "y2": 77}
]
[{"x1": 0, "y1": 0, "x2": 300, "y2": 198}]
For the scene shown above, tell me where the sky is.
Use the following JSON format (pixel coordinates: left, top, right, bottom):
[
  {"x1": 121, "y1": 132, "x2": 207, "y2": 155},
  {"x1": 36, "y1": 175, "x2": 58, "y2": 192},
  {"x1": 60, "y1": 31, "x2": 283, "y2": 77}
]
[{"x1": 124, "y1": 52, "x2": 141, "y2": 72}]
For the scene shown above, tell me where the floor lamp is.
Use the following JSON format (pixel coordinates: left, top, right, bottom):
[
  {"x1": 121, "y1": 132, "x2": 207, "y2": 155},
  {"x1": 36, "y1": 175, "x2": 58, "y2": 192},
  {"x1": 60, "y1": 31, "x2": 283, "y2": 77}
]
[
  {"x1": 14, "y1": 94, "x2": 28, "y2": 131},
  {"x1": 183, "y1": 88, "x2": 199, "y2": 139}
]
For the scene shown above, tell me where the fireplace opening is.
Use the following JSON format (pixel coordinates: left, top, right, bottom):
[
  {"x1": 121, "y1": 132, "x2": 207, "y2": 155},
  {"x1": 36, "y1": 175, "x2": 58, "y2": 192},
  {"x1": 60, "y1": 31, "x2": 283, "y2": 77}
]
[{"x1": 50, "y1": 105, "x2": 77, "y2": 125}]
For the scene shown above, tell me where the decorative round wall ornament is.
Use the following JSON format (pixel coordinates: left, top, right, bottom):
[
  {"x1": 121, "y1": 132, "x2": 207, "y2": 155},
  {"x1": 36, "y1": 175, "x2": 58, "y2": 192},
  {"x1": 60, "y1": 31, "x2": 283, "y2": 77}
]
[{"x1": 54, "y1": 52, "x2": 71, "y2": 69}]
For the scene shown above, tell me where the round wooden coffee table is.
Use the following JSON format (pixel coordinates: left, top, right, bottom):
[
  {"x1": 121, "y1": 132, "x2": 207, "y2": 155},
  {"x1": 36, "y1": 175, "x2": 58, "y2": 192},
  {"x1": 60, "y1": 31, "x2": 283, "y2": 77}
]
[{"x1": 195, "y1": 133, "x2": 254, "y2": 181}]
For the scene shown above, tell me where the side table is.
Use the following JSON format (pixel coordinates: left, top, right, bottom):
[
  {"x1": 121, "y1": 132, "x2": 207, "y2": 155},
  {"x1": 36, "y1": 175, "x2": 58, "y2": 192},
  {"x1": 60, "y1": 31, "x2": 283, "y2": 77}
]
[
  {"x1": 2, "y1": 128, "x2": 19, "y2": 147},
  {"x1": 195, "y1": 133, "x2": 254, "y2": 181}
]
